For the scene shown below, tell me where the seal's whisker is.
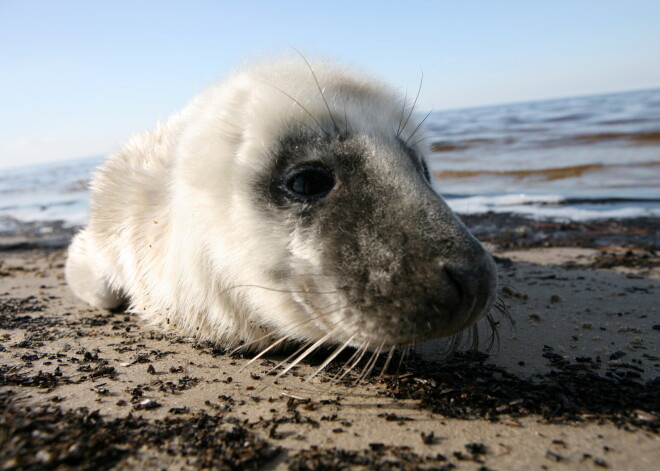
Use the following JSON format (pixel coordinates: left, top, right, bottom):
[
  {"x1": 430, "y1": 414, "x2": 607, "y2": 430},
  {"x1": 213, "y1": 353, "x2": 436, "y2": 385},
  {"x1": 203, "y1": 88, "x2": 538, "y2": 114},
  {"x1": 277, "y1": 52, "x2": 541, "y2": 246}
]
[
  {"x1": 493, "y1": 300, "x2": 515, "y2": 347},
  {"x1": 238, "y1": 333, "x2": 296, "y2": 371},
  {"x1": 358, "y1": 338, "x2": 386, "y2": 383},
  {"x1": 231, "y1": 330, "x2": 283, "y2": 356},
  {"x1": 484, "y1": 312, "x2": 500, "y2": 350},
  {"x1": 451, "y1": 294, "x2": 511, "y2": 355},
  {"x1": 377, "y1": 344, "x2": 396, "y2": 379},
  {"x1": 494, "y1": 296, "x2": 513, "y2": 326},
  {"x1": 395, "y1": 342, "x2": 410, "y2": 375},
  {"x1": 449, "y1": 329, "x2": 463, "y2": 353},
  {"x1": 463, "y1": 325, "x2": 473, "y2": 351},
  {"x1": 304, "y1": 333, "x2": 356, "y2": 383},
  {"x1": 406, "y1": 109, "x2": 433, "y2": 145},
  {"x1": 259, "y1": 304, "x2": 347, "y2": 376},
  {"x1": 470, "y1": 323, "x2": 479, "y2": 351},
  {"x1": 237, "y1": 300, "x2": 357, "y2": 379},
  {"x1": 354, "y1": 347, "x2": 377, "y2": 384},
  {"x1": 498, "y1": 300, "x2": 509, "y2": 313},
  {"x1": 358, "y1": 339, "x2": 387, "y2": 381},
  {"x1": 335, "y1": 340, "x2": 370, "y2": 383},
  {"x1": 331, "y1": 345, "x2": 362, "y2": 383},
  {"x1": 231, "y1": 304, "x2": 341, "y2": 355},
  {"x1": 396, "y1": 89, "x2": 409, "y2": 137},
  {"x1": 499, "y1": 299, "x2": 509, "y2": 318},
  {"x1": 264, "y1": 340, "x2": 312, "y2": 377},
  {"x1": 494, "y1": 302, "x2": 506, "y2": 317},
  {"x1": 264, "y1": 326, "x2": 343, "y2": 388},
  {"x1": 291, "y1": 117, "x2": 326, "y2": 141},
  {"x1": 397, "y1": 70, "x2": 423, "y2": 139},
  {"x1": 293, "y1": 48, "x2": 341, "y2": 137},
  {"x1": 219, "y1": 283, "x2": 343, "y2": 297},
  {"x1": 498, "y1": 296, "x2": 510, "y2": 313},
  {"x1": 410, "y1": 135, "x2": 434, "y2": 149},
  {"x1": 259, "y1": 80, "x2": 328, "y2": 137}
]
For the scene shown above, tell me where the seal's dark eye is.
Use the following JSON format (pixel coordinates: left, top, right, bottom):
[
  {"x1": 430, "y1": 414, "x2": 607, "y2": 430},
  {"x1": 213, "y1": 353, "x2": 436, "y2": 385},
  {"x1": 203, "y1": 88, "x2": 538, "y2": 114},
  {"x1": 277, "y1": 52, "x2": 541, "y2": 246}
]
[{"x1": 285, "y1": 167, "x2": 335, "y2": 201}]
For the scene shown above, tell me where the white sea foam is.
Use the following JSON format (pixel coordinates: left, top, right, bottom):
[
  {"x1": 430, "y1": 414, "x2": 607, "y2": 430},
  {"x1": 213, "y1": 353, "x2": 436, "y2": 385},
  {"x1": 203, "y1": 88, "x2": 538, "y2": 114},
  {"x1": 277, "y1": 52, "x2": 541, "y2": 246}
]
[{"x1": 444, "y1": 193, "x2": 660, "y2": 221}]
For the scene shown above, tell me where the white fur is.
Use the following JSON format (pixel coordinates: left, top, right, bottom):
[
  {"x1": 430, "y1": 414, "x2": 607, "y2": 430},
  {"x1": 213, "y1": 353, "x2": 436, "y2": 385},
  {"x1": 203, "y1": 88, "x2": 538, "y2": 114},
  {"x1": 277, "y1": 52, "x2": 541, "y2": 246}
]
[{"x1": 66, "y1": 58, "x2": 426, "y2": 348}]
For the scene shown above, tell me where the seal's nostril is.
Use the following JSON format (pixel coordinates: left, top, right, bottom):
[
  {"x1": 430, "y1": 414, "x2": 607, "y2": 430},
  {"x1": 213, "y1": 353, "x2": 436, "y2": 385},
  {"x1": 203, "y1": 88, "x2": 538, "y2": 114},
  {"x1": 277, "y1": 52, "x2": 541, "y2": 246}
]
[
  {"x1": 443, "y1": 262, "x2": 488, "y2": 307},
  {"x1": 443, "y1": 267, "x2": 470, "y2": 305}
]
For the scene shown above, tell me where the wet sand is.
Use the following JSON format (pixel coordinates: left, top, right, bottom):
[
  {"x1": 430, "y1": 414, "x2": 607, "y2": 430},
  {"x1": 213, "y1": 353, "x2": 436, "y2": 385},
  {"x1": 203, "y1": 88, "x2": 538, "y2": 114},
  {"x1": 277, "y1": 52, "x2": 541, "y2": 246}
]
[{"x1": 1, "y1": 215, "x2": 659, "y2": 470}]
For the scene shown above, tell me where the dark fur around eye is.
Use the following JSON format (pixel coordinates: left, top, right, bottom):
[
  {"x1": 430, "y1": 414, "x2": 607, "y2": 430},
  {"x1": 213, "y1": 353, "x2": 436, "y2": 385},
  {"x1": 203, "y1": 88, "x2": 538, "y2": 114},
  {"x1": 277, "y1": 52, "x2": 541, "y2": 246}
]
[{"x1": 421, "y1": 159, "x2": 431, "y2": 182}]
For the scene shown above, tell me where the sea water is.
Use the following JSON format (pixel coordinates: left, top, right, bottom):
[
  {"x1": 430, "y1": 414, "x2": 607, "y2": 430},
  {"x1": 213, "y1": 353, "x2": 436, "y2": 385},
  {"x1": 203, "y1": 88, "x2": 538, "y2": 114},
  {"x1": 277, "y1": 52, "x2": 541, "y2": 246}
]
[
  {"x1": 428, "y1": 88, "x2": 660, "y2": 220},
  {"x1": 0, "y1": 156, "x2": 102, "y2": 232},
  {"x1": 0, "y1": 88, "x2": 658, "y2": 229}
]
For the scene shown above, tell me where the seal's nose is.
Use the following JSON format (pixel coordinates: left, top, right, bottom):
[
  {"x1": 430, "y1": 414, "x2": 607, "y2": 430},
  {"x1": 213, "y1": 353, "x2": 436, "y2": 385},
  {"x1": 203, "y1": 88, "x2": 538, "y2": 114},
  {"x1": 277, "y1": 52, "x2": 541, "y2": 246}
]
[{"x1": 443, "y1": 253, "x2": 496, "y2": 320}]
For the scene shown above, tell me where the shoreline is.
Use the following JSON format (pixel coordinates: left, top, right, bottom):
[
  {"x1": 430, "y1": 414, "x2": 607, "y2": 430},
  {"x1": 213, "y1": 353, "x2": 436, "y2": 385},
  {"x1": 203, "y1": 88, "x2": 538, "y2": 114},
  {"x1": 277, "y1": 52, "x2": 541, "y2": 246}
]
[
  {"x1": 1, "y1": 212, "x2": 659, "y2": 249},
  {"x1": 1, "y1": 214, "x2": 659, "y2": 469}
]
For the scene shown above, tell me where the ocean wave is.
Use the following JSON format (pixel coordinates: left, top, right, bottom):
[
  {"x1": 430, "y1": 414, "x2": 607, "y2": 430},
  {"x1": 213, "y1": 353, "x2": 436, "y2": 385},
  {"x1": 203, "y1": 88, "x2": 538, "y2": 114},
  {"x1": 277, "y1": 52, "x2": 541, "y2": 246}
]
[
  {"x1": 434, "y1": 161, "x2": 660, "y2": 182},
  {"x1": 444, "y1": 193, "x2": 660, "y2": 221},
  {"x1": 431, "y1": 131, "x2": 660, "y2": 153}
]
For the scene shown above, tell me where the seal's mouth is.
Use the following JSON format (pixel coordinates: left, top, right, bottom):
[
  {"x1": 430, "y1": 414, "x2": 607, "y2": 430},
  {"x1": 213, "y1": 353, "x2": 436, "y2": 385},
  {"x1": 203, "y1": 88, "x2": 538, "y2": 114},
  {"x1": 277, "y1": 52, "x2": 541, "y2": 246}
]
[
  {"x1": 234, "y1": 246, "x2": 508, "y2": 390},
  {"x1": 239, "y1": 283, "x2": 510, "y2": 389},
  {"x1": 307, "y1": 249, "x2": 501, "y2": 348}
]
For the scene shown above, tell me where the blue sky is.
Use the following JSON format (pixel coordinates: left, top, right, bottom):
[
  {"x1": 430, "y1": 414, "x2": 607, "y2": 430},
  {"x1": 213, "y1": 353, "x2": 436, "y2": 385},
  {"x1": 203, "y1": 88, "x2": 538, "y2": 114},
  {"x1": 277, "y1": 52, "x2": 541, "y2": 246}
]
[{"x1": 1, "y1": 0, "x2": 659, "y2": 169}]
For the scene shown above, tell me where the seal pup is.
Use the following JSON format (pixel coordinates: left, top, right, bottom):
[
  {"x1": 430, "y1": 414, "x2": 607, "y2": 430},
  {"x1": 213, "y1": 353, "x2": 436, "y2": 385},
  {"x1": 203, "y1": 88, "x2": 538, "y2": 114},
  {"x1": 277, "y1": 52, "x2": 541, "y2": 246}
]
[{"x1": 66, "y1": 57, "x2": 499, "y2": 371}]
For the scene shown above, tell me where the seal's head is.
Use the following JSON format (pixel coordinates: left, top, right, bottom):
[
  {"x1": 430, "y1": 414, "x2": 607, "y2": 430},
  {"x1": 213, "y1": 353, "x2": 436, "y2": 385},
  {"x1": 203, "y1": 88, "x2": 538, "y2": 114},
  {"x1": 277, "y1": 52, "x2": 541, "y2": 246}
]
[
  {"x1": 176, "y1": 59, "x2": 498, "y2": 351},
  {"x1": 66, "y1": 57, "x2": 498, "y2": 357}
]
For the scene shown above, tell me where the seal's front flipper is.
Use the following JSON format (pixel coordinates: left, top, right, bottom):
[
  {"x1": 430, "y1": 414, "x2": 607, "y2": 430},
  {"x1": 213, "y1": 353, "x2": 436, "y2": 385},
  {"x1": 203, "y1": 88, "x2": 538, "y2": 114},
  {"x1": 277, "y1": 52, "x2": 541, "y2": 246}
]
[{"x1": 65, "y1": 230, "x2": 124, "y2": 309}]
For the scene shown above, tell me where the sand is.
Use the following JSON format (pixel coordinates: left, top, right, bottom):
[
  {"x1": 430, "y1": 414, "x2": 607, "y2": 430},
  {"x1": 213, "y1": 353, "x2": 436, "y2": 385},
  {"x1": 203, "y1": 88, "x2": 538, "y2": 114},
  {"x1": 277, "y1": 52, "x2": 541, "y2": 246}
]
[{"x1": 1, "y1": 221, "x2": 659, "y2": 470}]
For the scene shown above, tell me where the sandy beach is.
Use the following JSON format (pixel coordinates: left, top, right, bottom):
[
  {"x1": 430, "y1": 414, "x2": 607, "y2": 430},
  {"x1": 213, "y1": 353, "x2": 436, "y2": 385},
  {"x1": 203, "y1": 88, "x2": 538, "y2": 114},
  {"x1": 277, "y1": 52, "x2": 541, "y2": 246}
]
[{"x1": 1, "y1": 215, "x2": 659, "y2": 470}]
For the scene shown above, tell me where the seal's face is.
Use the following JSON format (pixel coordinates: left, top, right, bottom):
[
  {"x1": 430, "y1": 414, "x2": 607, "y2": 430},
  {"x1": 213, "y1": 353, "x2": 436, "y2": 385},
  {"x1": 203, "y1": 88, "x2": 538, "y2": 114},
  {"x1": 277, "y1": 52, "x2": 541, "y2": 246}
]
[
  {"x1": 65, "y1": 58, "x2": 497, "y2": 355},
  {"x1": 175, "y1": 61, "x2": 498, "y2": 350},
  {"x1": 250, "y1": 126, "x2": 497, "y2": 348}
]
